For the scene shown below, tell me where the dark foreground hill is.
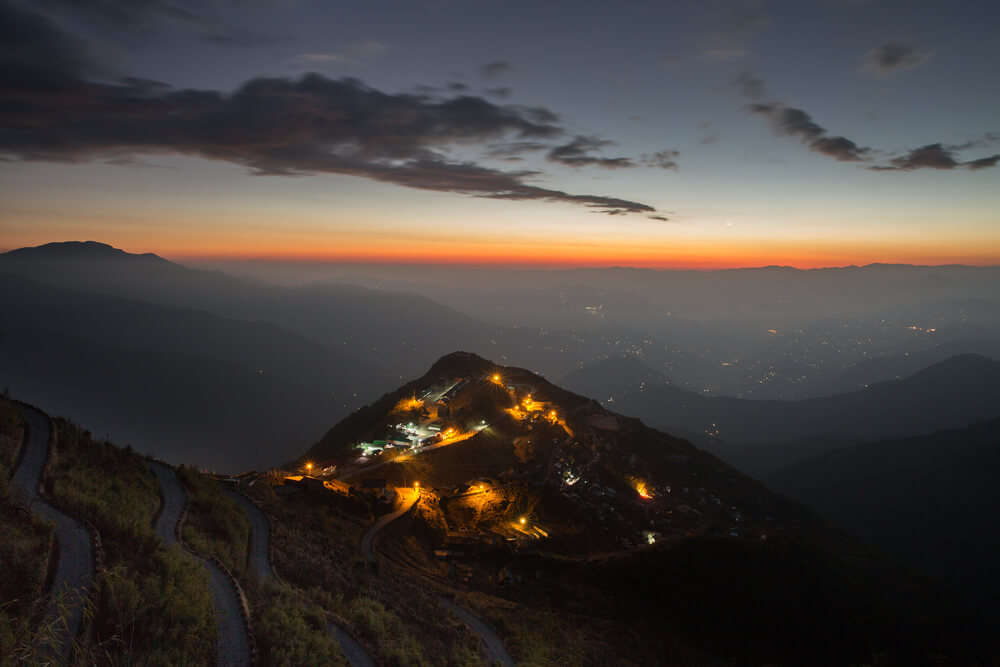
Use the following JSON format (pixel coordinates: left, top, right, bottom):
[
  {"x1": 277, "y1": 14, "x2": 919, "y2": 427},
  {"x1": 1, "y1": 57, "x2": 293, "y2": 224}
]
[
  {"x1": 301, "y1": 351, "x2": 993, "y2": 664},
  {"x1": 767, "y1": 418, "x2": 1000, "y2": 623},
  {"x1": 3, "y1": 361, "x2": 995, "y2": 664},
  {"x1": 563, "y1": 353, "x2": 1000, "y2": 476}
]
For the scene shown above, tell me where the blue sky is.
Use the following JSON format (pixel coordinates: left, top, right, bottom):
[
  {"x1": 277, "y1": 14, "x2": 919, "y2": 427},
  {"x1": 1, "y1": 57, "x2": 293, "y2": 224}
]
[{"x1": 2, "y1": 0, "x2": 998, "y2": 266}]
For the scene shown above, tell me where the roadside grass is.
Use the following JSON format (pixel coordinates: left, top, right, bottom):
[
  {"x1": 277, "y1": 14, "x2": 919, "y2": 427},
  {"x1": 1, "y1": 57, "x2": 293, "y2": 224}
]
[
  {"x1": 89, "y1": 548, "x2": 216, "y2": 664},
  {"x1": 177, "y1": 465, "x2": 250, "y2": 578},
  {"x1": 466, "y1": 596, "x2": 605, "y2": 667},
  {"x1": 255, "y1": 581, "x2": 350, "y2": 667},
  {"x1": 46, "y1": 418, "x2": 216, "y2": 664},
  {"x1": 48, "y1": 419, "x2": 159, "y2": 557},
  {"x1": 0, "y1": 397, "x2": 54, "y2": 663},
  {"x1": 0, "y1": 484, "x2": 52, "y2": 663},
  {"x1": 255, "y1": 484, "x2": 483, "y2": 666},
  {"x1": 0, "y1": 396, "x2": 24, "y2": 474}
]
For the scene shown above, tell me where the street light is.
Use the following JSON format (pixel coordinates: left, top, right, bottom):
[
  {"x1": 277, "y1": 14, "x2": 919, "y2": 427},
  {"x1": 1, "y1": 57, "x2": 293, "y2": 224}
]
[
  {"x1": 305, "y1": 462, "x2": 314, "y2": 474},
  {"x1": 519, "y1": 516, "x2": 527, "y2": 525}
]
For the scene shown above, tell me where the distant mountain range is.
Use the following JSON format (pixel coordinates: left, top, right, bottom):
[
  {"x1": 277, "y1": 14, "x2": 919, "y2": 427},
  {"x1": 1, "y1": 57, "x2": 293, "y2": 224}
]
[
  {"x1": 0, "y1": 242, "x2": 618, "y2": 468},
  {"x1": 0, "y1": 241, "x2": 491, "y2": 380},
  {"x1": 766, "y1": 418, "x2": 1000, "y2": 622},
  {"x1": 563, "y1": 353, "x2": 1000, "y2": 476},
  {"x1": 0, "y1": 271, "x2": 385, "y2": 470}
]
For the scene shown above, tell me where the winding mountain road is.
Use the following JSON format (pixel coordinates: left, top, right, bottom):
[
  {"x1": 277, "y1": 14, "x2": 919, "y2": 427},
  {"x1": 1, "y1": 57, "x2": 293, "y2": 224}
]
[
  {"x1": 361, "y1": 488, "x2": 514, "y2": 666},
  {"x1": 438, "y1": 597, "x2": 514, "y2": 667},
  {"x1": 327, "y1": 622, "x2": 376, "y2": 667},
  {"x1": 11, "y1": 406, "x2": 93, "y2": 665},
  {"x1": 149, "y1": 462, "x2": 251, "y2": 667},
  {"x1": 222, "y1": 483, "x2": 375, "y2": 667},
  {"x1": 361, "y1": 488, "x2": 419, "y2": 561},
  {"x1": 222, "y1": 487, "x2": 275, "y2": 582}
]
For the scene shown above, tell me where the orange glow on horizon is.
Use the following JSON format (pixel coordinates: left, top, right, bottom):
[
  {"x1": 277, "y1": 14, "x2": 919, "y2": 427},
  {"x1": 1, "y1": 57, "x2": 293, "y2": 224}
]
[
  {"x1": 159, "y1": 236, "x2": 1000, "y2": 270},
  {"x1": 5, "y1": 227, "x2": 999, "y2": 270}
]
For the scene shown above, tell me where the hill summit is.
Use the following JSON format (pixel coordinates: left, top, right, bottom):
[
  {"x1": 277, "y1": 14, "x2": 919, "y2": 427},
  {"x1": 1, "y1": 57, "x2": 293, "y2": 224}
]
[
  {"x1": 1, "y1": 240, "x2": 168, "y2": 263},
  {"x1": 294, "y1": 352, "x2": 990, "y2": 664},
  {"x1": 306, "y1": 351, "x2": 828, "y2": 554}
]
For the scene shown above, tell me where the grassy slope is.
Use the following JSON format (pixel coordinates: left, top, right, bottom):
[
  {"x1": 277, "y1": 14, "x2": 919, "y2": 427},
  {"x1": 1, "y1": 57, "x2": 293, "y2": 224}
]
[
  {"x1": 0, "y1": 398, "x2": 54, "y2": 664},
  {"x1": 177, "y1": 465, "x2": 250, "y2": 578},
  {"x1": 248, "y1": 481, "x2": 484, "y2": 666},
  {"x1": 178, "y1": 467, "x2": 355, "y2": 665},
  {"x1": 47, "y1": 419, "x2": 215, "y2": 664}
]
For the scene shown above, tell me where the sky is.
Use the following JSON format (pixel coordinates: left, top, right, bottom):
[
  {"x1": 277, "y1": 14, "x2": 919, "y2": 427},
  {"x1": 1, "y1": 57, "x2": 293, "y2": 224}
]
[{"x1": 1, "y1": 0, "x2": 999, "y2": 268}]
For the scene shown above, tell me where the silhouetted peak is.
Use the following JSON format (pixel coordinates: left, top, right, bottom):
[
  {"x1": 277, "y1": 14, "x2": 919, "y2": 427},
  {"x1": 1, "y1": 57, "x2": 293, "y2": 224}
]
[
  {"x1": 1, "y1": 241, "x2": 168, "y2": 263},
  {"x1": 427, "y1": 351, "x2": 495, "y2": 377}
]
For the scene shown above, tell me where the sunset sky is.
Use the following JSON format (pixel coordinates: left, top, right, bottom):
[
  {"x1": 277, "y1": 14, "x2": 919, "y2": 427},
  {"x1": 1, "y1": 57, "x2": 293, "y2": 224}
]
[{"x1": 2, "y1": 0, "x2": 999, "y2": 267}]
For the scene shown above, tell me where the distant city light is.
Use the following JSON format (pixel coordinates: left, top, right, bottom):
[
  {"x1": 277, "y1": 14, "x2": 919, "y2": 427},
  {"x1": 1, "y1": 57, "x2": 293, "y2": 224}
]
[{"x1": 519, "y1": 516, "x2": 527, "y2": 525}]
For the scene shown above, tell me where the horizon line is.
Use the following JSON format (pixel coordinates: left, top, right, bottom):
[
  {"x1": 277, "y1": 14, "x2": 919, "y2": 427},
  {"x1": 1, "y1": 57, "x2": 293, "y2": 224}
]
[{"x1": 4, "y1": 240, "x2": 1000, "y2": 272}]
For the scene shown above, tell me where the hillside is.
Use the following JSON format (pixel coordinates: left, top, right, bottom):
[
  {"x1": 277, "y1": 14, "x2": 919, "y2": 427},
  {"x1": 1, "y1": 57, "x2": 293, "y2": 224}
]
[
  {"x1": 300, "y1": 351, "x2": 992, "y2": 664},
  {"x1": 766, "y1": 418, "x2": 1000, "y2": 622},
  {"x1": 0, "y1": 241, "x2": 563, "y2": 381},
  {"x1": 0, "y1": 272, "x2": 387, "y2": 470},
  {"x1": 563, "y1": 353, "x2": 1000, "y2": 476},
  {"x1": 4, "y1": 365, "x2": 994, "y2": 664}
]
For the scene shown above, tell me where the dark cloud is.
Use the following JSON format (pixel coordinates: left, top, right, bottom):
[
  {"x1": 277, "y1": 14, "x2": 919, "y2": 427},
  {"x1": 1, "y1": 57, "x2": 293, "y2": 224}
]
[
  {"x1": 547, "y1": 136, "x2": 636, "y2": 169},
  {"x1": 0, "y1": 0, "x2": 94, "y2": 89},
  {"x1": 485, "y1": 87, "x2": 512, "y2": 98},
  {"x1": 511, "y1": 105, "x2": 559, "y2": 124},
  {"x1": 732, "y1": 71, "x2": 765, "y2": 99},
  {"x1": 747, "y1": 86, "x2": 994, "y2": 174},
  {"x1": 36, "y1": 0, "x2": 203, "y2": 27},
  {"x1": 946, "y1": 132, "x2": 1000, "y2": 152},
  {"x1": 749, "y1": 103, "x2": 871, "y2": 162},
  {"x1": 34, "y1": 0, "x2": 282, "y2": 46},
  {"x1": 0, "y1": 7, "x2": 657, "y2": 215},
  {"x1": 485, "y1": 142, "x2": 549, "y2": 159},
  {"x1": 447, "y1": 82, "x2": 468, "y2": 92},
  {"x1": 642, "y1": 150, "x2": 680, "y2": 170},
  {"x1": 480, "y1": 61, "x2": 512, "y2": 79},
  {"x1": 965, "y1": 154, "x2": 1000, "y2": 170},
  {"x1": 888, "y1": 144, "x2": 957, "y2": 169},
  {"x1": 872, "y1": 144, "x2": 1000, "y2": 171},
  {"x1": 809, "y1": 136, "x2": 871, "y2": 162},
  {"x1": 864, "y1": 42, "x2": 930, "y2": 74},
  {"x1": 647, "y1": 215, "x2": 670, "y2": 221}
]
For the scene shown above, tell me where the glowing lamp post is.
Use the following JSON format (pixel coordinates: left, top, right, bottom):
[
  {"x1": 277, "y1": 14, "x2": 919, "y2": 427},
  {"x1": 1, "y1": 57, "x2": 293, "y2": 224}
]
[{"x1": 305, "y1": 462, "x2": 314, "y2": 475}]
